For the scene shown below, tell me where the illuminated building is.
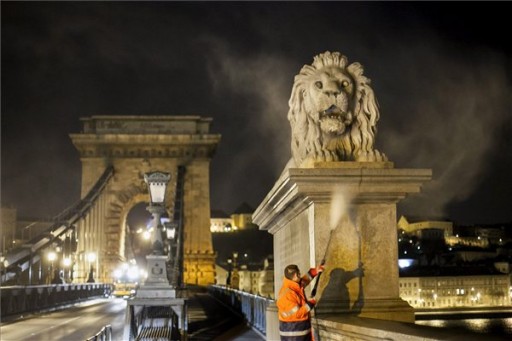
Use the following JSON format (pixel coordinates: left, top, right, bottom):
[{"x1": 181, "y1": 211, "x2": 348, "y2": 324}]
[
  {"x1": 398, "y1": 216, "x2": 453, "y2": 238},
  {"x1": 210, "y1": 203, "x2": 257, "y2": 233},
  {"x1": 399, "y1": 272, "x2": 511, "y2": 308}
]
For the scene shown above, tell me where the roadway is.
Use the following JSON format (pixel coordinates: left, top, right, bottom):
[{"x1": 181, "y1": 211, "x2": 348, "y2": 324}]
[
  {"x1": 0, "y1": 290, "x2": 264, "y2": 341},
  {"x1": 0, "y1": 298, "x2": 126, "y2": 340}
]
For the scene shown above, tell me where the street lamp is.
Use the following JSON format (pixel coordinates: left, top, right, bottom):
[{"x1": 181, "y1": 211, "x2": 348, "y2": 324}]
[
  {"x1": 163, "y1": 223, "x2": 176, "y2": 240},
  {"x1": 231, "y1": 252, "x2": 240, "y2": 290},
  {"x1": 144, "y1": 172, "x2": 171, "y2": 255},
  {"x1": 140, "y1": 171, "x2": 173, "y2": 289},
  {"x1": 87, "y1": 252, "x2": 96, "y2": 283},
  {"x1": 63, "y1": 257, "x2": 72, "y2": 283},
  {"x1": 226, "y1": 258, "x2": 232, "y2": 287},
  {"x1": 0, "y1": 255, "x2": 6, "y2": 282},
  {"x1": 47, "y1": 251, "x2": 57, "y2": 284}
]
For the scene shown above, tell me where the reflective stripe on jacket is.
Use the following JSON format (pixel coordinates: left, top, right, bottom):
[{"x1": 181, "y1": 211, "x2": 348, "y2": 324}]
[{"x1": 279, "y1": 319, "x2": 312, "y2": 341}]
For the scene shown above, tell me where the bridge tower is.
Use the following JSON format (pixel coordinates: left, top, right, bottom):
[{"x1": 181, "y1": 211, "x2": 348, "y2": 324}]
[{"x1": 70, "y1": 116, "x2": 220, "y2": 285}]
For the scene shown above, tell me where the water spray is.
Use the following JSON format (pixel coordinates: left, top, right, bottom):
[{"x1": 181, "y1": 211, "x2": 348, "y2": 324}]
[{"x1": 311, "y1": 187, "x2": 348, "y2": 297}]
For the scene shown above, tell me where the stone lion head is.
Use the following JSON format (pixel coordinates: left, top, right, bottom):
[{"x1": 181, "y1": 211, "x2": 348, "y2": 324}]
[{"x1": 287, "y1": 51, "x2": 387, "y2": 167}]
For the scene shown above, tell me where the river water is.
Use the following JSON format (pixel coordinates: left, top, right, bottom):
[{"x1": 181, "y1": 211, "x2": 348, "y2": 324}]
[{"x1": 416, "y1": 317, "x2": 512, "y2": 338}]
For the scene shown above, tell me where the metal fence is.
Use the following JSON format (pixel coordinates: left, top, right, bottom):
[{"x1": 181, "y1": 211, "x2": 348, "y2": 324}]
[
  {"x1": 208, "y1": 285, "x2": 271, "y2": 336},
  {"x1": 85, "y1": 324, "x2": 112, "y2": 341},
  {"x1": 0, "y1": 283, "x2": 111, "y2": 318}
]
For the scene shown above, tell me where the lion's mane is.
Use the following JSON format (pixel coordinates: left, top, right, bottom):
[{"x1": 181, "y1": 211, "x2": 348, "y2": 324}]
[{"x1": 287, "y1": 51, "x2": 387, "y2": 167}]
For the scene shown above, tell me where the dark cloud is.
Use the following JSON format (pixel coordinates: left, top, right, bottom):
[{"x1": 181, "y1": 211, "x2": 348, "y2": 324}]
[{"x1": 2, "y1": 2, "x2": 511, "y2": 225}]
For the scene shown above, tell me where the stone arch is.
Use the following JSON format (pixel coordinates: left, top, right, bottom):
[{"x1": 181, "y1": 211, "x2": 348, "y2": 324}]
[{"x1": 70, "y1": 116, "x2": 220, "y2": 285}]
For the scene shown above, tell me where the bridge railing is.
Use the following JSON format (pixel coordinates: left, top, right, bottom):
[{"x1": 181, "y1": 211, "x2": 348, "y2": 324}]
[
  {"x1": 1, "y1": 166, "x2": 114, "y2": 285},
  {"x1": 85, "y1": 324, "x2": 112, "y2": 341},
  {"x1": 0, "y1": 283, "x2": 112, "y2": 318},
  {"x1": 208, "y1": 285, "x2": 271, "y2": 336}
]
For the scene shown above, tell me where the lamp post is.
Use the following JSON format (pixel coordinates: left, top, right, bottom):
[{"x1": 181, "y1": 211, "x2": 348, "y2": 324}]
[
  {"x1": 144, "y1": 172, "x2": 171, "y2": 255},
  {"x1": 63, "y1": 257, "x2": 72, "y2": 283},
  {"x1": 124, "y1": 171, "x2": 188, "y2": 341},
  {"x1": 0, "y1": 255, "x2": 6, "y2": 283},
  {"x1": 231, "y1": 252, "x2": 240, "y2": 290},
  {"x1": 140, "y1": 171, "x2": 172, "y2": 287},
  {"x1": 226, "y1": 258, "x2": 232, "y2": 287},
  {"x1": 47, "y1": 251, "x2": 56, "y2": 284},
  {"x1": 87, "y1": 252, "x2": 96, "y2": 283}
]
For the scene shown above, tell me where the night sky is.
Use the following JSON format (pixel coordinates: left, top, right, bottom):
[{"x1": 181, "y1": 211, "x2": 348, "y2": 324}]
[{"x1": 2, "y1": 2, "x2": 511, "y2": 225}]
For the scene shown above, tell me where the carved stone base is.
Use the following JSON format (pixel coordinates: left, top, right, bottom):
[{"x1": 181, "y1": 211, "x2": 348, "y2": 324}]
[
  {"x1": 136, "y1": 286, "x2": 176, "y2": 299},
  {"x1": 145, "y1": 255, "x2": 169, "y2": 285}
]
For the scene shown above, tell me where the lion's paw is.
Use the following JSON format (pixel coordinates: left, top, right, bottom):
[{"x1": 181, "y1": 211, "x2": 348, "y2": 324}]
[{"x1": 355, "y1": 150, "x2": 388, "y2": 162}]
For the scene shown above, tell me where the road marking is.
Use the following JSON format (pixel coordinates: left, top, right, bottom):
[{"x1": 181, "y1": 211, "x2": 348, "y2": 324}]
[{"x1": 27, "y1": 316, "x2": 82, "y2": 337}]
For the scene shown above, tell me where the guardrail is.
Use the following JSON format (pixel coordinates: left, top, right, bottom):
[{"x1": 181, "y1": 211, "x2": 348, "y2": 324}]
[
  {"x1": 0, "y1": 283, "x2": 112, "y2": 318},
  {"x1": 208, "y1": 285, "x2": 271, "y2": 336},
  {"x1": 85, "y1": 324, "x2": 112, "y2": 341}
]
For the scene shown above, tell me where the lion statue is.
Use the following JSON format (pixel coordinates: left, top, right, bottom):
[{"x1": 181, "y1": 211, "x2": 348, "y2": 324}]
[{"x1": 287, "y1": 51, "x2": 387, "y2": 167}]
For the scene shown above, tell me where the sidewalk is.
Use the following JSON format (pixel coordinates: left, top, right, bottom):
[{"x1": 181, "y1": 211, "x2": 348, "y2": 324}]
[{"x1": 187, "y1": 290, "x2": 265, "y2": 340}]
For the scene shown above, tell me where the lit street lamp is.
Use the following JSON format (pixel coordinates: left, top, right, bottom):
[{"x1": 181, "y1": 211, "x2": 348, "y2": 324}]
[
  {"x1": 144, "y1": 172, "x2": 171, "y2": 255},
  {"x1": 87, "y1": 252, "x2": 96, "y2": 283},
  {"x1": 47, "y1": 251, "x2": 57, "y2": 284},
  {"x1": 124, "y1": 171, "x2": 187, "y2": 341},
  {"x1": 63, "y1": 257, "x2": 72, "y2": 283}
]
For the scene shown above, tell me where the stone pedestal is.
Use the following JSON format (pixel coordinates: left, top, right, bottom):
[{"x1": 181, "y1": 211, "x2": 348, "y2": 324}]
[
  {"x1": 124, "y1": 254, "x2": 187, "y2": 340},
  {"x1": 253, "y1": 162, "x2": 431, "y2": 323},
  {"x1": 136, "y1": 255, "x2": 176, "y2": 298},
  {"x1": 265, "y1": 301, "x2": 280, "y2": 340}
]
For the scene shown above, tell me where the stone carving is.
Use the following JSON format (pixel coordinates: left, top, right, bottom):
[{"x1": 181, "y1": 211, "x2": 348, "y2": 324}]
[{"x1": 287, "y1": 51, "x2": 387, "y2": 167}]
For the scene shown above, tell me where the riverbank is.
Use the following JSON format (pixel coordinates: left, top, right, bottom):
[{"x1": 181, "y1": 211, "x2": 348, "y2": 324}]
[{"x1": 415, "y1": 306, "x2": 512, "y2": 320}]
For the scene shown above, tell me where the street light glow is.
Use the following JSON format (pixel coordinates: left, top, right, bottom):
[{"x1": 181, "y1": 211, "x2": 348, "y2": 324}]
[
  {"x1": 87, "y1": 252, "x2": 96, "y2": 262},
  {"x1": 48, "y1": 251, "x2": 57, "y2": 262}
]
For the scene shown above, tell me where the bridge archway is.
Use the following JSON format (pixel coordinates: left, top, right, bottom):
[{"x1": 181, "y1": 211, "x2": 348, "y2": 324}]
[{"x1": 70, "y1": 116, "x2": 220, "y2": 285}]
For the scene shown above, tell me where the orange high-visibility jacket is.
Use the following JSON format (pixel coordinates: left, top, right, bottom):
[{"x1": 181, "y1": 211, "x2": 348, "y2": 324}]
[{"x1": 277, "y1": 274, "x2": 313, "y2": 322}]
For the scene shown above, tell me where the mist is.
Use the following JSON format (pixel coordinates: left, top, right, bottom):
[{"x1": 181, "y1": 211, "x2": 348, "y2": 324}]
[
  {"x1": 2, "y1": 2, "x2": 511, "y2": 225},
  {"x1": 204, "y1": 14, "x2": 512, "y2": 223},
  {"x1": 378, "y1": 41, "x2": 511, "y2": 222}
]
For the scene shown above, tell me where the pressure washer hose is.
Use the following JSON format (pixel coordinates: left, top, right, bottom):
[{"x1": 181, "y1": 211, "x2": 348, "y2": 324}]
[{"x1": 311, "y1": 227, "x2": 336, "y2": 340}]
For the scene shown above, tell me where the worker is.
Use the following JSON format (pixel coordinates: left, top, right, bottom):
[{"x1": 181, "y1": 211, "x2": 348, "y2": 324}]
[{"x1": 277, "y1": 263, "x2": 325, "y2": 341}]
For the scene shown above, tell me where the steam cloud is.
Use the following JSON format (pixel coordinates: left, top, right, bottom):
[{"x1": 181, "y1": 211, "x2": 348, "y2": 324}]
[
  {"x1": 378, "y1": 43, "x2": 511, "y2": 222},
  {"x1": 206, "y1": 33, "x2": 511, "y2": 223}
]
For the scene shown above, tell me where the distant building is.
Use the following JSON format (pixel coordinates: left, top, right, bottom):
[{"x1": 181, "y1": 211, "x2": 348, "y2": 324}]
[
  {"x1": 445, "y1": 235, "x2": 489, "y2": 248},
  {"x1": 1, "y1": 207, "x2": 53, "y2": 254},
  {"x1": 231, "y1": 202, "x2": 256, "y2": 231},
  {"x1": 494, "y1": 262, "x2": 510, "y2": 274},
  {"x1": 215, "y1": 257, "x2": 274, "y2": 298},
  {"x1": 397, "y1": 215, "x2": 509, "y2": 249},
  {"x1": 210, "y1": 209, "x2": 232, "y2": 233},
  {"x1": 399, "y1": 272, "x2": 510, "y2": 308},
  {"x1": 238, "y1": 264, "x2": 261, "y2": 294},
  {"x1": 397, "y1": 215, "x2": 512, "y2": 309},
  {"x1": 398, "y1": 216, "x2": 453, "y2": 237},
  {"x1": 210, "y1": 202, "x2": 257, "y2": 233}
]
